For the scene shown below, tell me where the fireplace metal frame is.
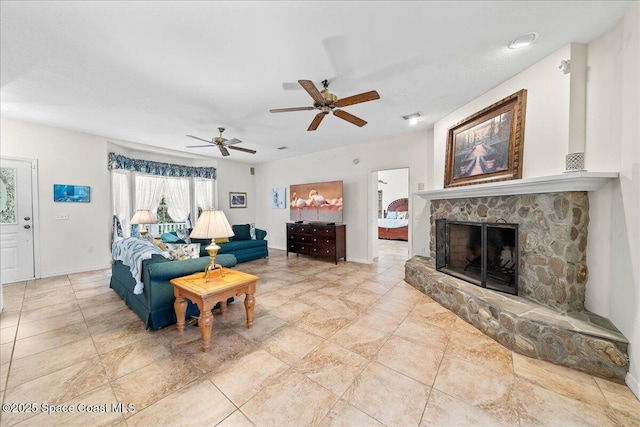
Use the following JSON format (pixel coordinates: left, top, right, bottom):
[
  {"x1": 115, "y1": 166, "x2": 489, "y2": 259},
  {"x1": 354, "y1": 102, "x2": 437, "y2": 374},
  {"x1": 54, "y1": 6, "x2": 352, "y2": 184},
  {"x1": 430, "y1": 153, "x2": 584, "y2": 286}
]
[{"x1": 435, "y1": 219, "x2": 519, "y2": 295}]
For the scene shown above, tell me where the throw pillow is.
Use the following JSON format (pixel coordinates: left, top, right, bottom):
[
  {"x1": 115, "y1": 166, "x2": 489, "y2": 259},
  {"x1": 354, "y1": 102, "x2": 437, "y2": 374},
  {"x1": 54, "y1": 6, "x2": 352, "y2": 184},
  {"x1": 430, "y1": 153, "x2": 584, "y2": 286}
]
[
  {"x1": 232, "y1": 224, "x2": 251, "y2": 241},
  {"x1": 386, "y1": 211, "x2": 398, "y2": 219},
  {"x1": 249, "y1": 223, "x2": 256, "y2": 240},
  {"x1": 152, "y1": 239, "x2": 167, "y2": 251},
  {"x1": 160, "y1": 232, "x2": 182, "y2": 243},
  {"x1": 214, "y1": 237, "x2": 229, "y2": 244},
  {"x1": 176, "y1": 228, "x2": 191, "y2": 244},
  {"x1": 165, "y1": 243, "x2": 201, "y2": 260},
  {"x1": 397, "y1": 211, "x2": 407, "y2": 220}
]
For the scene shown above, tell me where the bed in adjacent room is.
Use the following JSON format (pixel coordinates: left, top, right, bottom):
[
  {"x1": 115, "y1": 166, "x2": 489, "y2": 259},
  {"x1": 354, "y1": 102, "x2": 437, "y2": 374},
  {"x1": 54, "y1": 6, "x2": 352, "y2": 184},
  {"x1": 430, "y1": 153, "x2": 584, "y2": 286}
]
[{"x1": 378, "y1": 198, "x2": 409, "y2": 240}]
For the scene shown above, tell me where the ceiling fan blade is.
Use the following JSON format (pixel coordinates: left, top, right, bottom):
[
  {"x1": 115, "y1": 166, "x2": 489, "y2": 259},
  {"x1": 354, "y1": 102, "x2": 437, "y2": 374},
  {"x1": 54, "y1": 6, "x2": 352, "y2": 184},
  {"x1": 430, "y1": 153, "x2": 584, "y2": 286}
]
[
  {"x1": 228, "y1": 145, "x2": 256, "y2": 154},
  {"x1": 270, "y1": 106, "x2": 315, "y2": 113},
  {"x1": 186, "y1": 134, "x2": 212, "y2": 143},
  {"x1": 219, "y1": 146, "x2": 230, "y2": 156},
  {"x1": 298, "y1": 80, "x2": 325, "y2": 104},
  {"x1": 333, "y1": 109, "x2": 367, "y2": 127},
  {"x1": 307, "y1": 113, "x2": 326, "y2": 131},
  {"x1": 186, "y1": 144, "x2": 216, "y2": 148},
  {"x1": 336, "y1": 90, "x2": 380, "y2": 108},
  {"x1": 225, "y1": 138, "x2": 242, "y2": 145}
]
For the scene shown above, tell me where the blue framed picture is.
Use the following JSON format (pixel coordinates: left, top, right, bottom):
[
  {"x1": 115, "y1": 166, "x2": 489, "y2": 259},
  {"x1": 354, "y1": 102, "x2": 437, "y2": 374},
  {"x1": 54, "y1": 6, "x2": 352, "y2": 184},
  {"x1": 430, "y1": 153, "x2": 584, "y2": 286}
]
[{"x1": 54, "y1": 184, "x2": 90, "y2": 202}]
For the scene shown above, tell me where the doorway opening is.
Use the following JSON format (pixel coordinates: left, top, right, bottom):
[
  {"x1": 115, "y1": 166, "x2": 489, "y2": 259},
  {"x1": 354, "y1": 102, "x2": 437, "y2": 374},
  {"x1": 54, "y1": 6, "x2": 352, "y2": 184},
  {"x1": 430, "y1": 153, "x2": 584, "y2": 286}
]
[{"x1": 371, "y1": 167, "x2": 409, "y2": 264}]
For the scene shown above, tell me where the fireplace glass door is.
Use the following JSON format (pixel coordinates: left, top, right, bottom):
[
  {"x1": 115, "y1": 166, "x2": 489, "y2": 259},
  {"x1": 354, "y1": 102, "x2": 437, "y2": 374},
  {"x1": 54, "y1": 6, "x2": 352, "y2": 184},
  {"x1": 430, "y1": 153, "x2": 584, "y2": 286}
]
[{"x1": 436, "y1": 219, "x2": 518, "y2": 295}]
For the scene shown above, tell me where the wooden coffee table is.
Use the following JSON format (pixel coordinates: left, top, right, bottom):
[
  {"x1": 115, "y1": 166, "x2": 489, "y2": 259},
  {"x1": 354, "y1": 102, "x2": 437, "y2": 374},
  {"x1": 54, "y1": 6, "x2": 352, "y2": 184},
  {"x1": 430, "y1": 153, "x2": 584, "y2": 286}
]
[{"x1": 170, "y1": 268, "x2": 257, "y2": 352}]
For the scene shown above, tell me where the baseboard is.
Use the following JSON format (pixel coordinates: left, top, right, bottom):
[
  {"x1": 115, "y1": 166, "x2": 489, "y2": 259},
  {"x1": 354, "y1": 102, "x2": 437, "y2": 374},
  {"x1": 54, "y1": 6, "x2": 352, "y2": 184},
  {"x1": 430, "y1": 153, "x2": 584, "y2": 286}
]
[
  {"x1": 40, "y1": 263, "x2": 112, "y2": 279},
  {"x1": 626, "y1": 371, "x2": 640, "y2": 401}
]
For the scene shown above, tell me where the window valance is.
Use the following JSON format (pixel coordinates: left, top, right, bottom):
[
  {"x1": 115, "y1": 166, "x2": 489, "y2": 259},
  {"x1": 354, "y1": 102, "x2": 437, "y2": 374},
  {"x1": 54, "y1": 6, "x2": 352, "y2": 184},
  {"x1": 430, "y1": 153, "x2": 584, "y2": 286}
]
[{"x1": 108, "y1": 152, "x2": 216, "y2": 179}]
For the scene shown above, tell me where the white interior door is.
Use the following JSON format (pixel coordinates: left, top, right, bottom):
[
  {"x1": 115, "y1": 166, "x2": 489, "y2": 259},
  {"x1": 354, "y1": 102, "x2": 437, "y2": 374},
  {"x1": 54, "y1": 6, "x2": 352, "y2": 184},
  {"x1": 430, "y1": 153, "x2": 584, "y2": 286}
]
[{"x1": 1, "y1": 158, "x2": 35, "y2": 284}]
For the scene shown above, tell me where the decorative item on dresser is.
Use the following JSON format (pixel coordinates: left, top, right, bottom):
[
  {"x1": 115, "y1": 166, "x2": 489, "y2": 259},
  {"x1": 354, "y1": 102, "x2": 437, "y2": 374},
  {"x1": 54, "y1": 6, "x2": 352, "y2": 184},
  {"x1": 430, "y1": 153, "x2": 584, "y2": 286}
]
[
  {"x1": 286, "y1": 223, "x2": 346, "y2": 264},
  {"x1": 378, "y1": 198, "x2": 409, "y2": 241}
]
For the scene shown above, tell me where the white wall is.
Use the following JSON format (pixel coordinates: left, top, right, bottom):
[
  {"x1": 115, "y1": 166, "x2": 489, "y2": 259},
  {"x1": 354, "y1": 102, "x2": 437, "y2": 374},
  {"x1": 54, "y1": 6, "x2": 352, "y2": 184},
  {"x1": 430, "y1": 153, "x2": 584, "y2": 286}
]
[
  {"x1": 585, "y1": 2, "x2": 640, "y2": 396},
  {"x1": 1, "y1": 119, "x2": 112, "y2": 276},
  {"x1": 378, "y1": 168, "x2": 409, "y2": 213},
  {"x1": 432, "y1": 44, "x2": 572, "y2": 189},
  {"x1": 255, "y1": 129, "x2": 431, "y2": 263},
  {"x1": 215, "y1": 159, "x2": 257, "y2": 227}
]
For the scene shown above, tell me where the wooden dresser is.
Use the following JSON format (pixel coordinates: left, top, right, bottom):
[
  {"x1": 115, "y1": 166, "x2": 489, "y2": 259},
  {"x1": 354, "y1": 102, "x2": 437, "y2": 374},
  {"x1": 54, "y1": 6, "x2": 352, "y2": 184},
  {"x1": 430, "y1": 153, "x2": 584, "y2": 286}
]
[{"x1": 286, "y1": 223, "x2": 346, "y2": 264}]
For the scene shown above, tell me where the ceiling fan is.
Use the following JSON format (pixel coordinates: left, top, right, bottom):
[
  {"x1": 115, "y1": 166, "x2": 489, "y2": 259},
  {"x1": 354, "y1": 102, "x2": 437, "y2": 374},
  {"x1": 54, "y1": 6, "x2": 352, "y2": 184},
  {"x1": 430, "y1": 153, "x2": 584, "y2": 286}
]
[
  {"x1": 186, "y1": 128, "x2": 256, "y2": 156},
  {"x1": 270, "y1": 79, "x2": 380, "y2": 131}
]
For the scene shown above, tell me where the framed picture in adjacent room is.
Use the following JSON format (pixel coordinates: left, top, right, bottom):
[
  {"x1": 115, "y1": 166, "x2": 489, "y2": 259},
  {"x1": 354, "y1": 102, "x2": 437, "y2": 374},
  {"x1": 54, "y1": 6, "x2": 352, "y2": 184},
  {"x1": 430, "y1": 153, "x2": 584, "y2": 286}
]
[
  {"x1": 229, "y1": 192, "x2": 247, "y2": 208},
  {"x1": 444, "y1": 89, "x2": 527, "y2": 188}
]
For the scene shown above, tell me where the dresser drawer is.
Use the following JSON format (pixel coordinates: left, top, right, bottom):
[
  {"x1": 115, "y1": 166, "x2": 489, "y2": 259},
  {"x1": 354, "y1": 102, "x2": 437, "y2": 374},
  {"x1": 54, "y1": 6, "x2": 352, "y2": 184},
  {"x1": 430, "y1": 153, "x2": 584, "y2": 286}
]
[
  {"x1": 288, "y1": 224, "x2": 311, "y2": 234},
  {"x1": 289, "y1": 233, "x2": 311, "y2": 243},
  {"x1": 312, "y1": 236, "x2": 334, "y2": 245},
  {"x1": 312, "y1": 226, "x2": 336, "y2": 236},
  {"x1": 289, "y1": 242, "x2": 309, "y2": 254},
  {"x1": 311, "y1": 244, "x2": 335, "y2": 258}
]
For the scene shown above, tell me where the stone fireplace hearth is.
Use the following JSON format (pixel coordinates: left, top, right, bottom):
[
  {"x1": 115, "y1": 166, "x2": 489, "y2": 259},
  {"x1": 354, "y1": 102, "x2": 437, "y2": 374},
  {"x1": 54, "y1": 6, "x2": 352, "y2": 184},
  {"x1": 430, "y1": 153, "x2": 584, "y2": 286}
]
[{"x1": 406, "y1": 173, "x2": 629, "y2": 381}]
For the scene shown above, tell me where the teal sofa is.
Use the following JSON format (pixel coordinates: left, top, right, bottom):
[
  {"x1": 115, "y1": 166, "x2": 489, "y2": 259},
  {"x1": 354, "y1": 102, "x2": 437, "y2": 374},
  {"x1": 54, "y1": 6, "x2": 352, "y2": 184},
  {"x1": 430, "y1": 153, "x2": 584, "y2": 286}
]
[
  {"x1": 161, "y1": 224, "x2": 269, "y2": 264},
  {"x1": 110, "y1": 253, "x2": 237, "y2": 330}
]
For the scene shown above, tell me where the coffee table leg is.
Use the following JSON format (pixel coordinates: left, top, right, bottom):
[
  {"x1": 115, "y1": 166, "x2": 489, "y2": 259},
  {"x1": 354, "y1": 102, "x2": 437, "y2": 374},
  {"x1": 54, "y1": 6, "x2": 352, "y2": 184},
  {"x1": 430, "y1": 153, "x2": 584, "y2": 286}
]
[
  {"x1": 220, "y1": 299, "x2": 227, "y2": 314},
  {"x1": 199, "y1": 306, "x2": 214, "y2": 352},
  {"x1": 174, "y1": 295, "x2": 187, "y2": 333},
  {"x1": 244, "y1": 292, "x2": 255, "y2": 328}
]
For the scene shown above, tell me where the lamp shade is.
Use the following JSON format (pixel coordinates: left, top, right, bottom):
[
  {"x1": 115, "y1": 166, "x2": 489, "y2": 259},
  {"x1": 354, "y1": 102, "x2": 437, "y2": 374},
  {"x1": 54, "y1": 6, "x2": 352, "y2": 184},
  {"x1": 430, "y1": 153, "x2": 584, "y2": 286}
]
[
  {"x1": 130, "y1": 209, "x2": 156, "y2": 225},
  {"x1": 190, "y1": 210, "x2": 234, "y2": 239}
]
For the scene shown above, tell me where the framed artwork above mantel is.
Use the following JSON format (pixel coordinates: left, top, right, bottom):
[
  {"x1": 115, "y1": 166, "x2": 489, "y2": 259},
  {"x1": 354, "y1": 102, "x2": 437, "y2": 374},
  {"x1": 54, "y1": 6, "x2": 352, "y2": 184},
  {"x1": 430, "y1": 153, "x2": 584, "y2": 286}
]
[{"x1": 444, "y1": 89, "x2": 527, "y2": 188}]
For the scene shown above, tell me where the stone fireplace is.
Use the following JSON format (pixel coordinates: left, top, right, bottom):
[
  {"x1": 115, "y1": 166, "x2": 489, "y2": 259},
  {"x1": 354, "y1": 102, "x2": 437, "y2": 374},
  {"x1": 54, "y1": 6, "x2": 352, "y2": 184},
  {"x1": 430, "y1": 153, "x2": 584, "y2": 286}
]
[{"x1": 405, "y1": 173, "x2": 629, "y2": 380}]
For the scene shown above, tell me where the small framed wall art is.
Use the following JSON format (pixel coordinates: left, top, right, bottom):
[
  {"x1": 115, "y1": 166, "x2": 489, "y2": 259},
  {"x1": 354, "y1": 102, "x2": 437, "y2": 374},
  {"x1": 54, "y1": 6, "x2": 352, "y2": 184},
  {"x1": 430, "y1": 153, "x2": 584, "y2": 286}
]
[
  {"x1": 271, "y1": 187, "x2": 286, "y2": 209},
  {"x1": 229, "y1": 192, "x2": 247, "y2": 208},
  {"x1": 54, "y1": 184, "x2": 91, "y2": 202}
]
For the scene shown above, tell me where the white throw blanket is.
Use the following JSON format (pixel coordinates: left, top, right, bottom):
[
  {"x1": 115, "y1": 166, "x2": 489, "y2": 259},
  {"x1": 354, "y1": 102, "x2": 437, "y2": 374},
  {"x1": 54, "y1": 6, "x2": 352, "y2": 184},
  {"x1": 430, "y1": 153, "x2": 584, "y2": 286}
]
[{"x1": 112, "y1": 237, "x2": 170, "y2": 295}]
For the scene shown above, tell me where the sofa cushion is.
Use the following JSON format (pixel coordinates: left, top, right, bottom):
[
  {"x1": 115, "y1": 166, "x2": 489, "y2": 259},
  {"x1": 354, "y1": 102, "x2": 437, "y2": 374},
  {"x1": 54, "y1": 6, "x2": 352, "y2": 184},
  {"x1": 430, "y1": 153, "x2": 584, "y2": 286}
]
[{"x1": 232, "y1": 224, "x2": 252, "y2": 241}]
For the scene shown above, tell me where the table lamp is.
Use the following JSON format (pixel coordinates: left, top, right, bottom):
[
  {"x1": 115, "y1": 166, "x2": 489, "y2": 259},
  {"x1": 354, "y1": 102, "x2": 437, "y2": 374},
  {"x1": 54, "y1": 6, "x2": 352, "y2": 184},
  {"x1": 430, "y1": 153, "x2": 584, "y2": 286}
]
[
  {"x1": 190, "y1": 210, "x2": 234, "y2": 280},
  {"x1": 130, "y1": 209, "x2": 156, "y2": 237}
]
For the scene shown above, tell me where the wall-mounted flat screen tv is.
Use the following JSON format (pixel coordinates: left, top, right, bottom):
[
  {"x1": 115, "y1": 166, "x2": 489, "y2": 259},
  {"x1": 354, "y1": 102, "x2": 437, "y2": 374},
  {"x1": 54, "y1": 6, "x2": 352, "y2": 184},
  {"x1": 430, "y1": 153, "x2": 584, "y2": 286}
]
[{"x1": 290, "y1": 180, "x2": 343, "y2": 223}]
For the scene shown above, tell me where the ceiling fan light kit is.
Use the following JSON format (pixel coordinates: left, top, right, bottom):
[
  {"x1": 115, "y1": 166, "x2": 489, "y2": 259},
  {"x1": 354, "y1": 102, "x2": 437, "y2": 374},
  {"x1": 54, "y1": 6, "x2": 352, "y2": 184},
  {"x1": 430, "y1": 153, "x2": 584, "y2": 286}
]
[
  {"x1": 186, "y1": 127, "x2": 256, "y2": 157},
  {"x1": 270, "y1": 79, "x2": 380, "y2": 131}
]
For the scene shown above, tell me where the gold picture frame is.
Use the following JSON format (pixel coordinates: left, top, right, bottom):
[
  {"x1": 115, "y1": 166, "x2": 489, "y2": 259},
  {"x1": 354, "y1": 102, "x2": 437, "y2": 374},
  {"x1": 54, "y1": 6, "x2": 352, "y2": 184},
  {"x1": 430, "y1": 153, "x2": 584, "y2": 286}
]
[{"x1": 444, "y1": 89, "x2": 527, "y2": 188}]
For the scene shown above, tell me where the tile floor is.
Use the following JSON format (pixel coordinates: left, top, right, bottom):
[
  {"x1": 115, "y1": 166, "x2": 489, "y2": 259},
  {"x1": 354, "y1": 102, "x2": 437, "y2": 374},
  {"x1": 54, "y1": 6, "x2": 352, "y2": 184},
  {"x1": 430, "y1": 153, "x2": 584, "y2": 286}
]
[{"x1": 1, "y1": 240, "x2": 638, "y2": 426}]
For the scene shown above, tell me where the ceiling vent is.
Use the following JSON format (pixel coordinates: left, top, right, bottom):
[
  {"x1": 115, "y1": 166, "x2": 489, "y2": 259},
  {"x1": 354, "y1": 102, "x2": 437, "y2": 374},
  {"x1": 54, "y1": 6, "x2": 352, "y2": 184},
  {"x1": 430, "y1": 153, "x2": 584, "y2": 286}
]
[{"x1": 277, "y1": 146, "x2": 289, "y2": 150}]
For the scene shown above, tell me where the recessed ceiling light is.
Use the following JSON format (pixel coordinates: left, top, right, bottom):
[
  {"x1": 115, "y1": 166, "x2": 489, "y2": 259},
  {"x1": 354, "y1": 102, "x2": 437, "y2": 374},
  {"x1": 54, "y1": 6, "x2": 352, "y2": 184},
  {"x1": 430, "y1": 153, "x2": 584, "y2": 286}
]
[{"x1": 508, "y1": 32, "x2": 538, "y2": 49}]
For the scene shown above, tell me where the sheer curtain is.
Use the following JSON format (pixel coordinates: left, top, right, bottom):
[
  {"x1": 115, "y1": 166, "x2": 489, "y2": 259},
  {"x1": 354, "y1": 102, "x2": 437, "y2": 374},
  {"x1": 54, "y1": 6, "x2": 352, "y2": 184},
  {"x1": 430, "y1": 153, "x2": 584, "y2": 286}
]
[
  {"x1": 111, "y1": 170, "x2": 131, "y2": 237},
  {"x1": 163, "y1": 177, "x2": 190, "y2": 222},
  {"x1": 194, "y1": 179, "x2": 214, "y2": 211},
  {"x1": 135, "y1": 174, "x2": 164, "y2": 213}
]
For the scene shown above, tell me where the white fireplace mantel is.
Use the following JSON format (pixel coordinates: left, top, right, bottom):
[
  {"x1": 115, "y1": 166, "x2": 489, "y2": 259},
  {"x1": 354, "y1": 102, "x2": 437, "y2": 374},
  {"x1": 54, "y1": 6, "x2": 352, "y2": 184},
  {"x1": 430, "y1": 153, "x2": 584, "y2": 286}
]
[{"x1": 415, "y1": 172, "x2": 619, "y2": 200}]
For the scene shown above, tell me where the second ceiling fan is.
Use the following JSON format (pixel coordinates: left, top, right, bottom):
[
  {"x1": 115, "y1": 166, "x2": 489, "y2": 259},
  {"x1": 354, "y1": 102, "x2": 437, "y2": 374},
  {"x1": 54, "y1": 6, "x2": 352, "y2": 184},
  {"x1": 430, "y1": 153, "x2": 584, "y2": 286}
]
[
  {"x1": 186, "y1": 128, "x2": 256, "y2": 157},
  {"x1": 270, "y1": 80, "x2": 380, "y2": 131}
]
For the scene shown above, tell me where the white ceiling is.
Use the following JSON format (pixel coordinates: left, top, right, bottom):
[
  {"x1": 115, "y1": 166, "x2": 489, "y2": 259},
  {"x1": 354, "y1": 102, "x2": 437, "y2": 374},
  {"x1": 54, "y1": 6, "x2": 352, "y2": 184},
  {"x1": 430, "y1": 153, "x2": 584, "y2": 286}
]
[{"x1": 0, "y1": 1, "x2": 632, "y2": 163}]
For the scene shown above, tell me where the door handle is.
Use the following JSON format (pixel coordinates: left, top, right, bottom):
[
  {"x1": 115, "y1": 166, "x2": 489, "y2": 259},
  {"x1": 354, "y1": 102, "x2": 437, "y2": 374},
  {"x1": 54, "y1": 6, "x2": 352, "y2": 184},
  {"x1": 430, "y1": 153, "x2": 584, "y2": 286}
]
[
  {"x1": 24, "y1": 216, "x2": 31, "y2": 221},
  {"x1": 24, "y1": 225, "x2": 31, "y2": 229}
]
